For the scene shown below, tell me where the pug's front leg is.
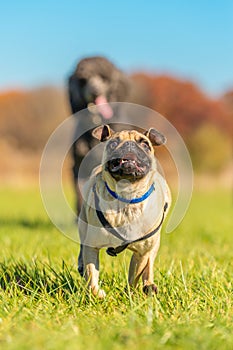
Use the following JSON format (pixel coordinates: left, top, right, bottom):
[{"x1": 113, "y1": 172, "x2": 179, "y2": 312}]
[
  {"x1": 83, "y1": 245, "x2": 106, "y2": 299},
  {"x1": 128, "y1": 251, "x2": 158, "y2": 295}
]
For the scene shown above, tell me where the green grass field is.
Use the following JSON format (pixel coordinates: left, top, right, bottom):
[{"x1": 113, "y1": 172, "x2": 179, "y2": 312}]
[{"x1": 0, "y1": 186, "x2": 232, "y2": 349}]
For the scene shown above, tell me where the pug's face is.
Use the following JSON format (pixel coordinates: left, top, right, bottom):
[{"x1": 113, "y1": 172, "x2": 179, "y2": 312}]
[{"x1": 93, "y1": 125, "x2": 166, "y2": 183}]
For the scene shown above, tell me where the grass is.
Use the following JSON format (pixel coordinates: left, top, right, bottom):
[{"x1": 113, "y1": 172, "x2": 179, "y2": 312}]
[{"x1": 0, "y1": 186, "x2": 232, "y2": 349}]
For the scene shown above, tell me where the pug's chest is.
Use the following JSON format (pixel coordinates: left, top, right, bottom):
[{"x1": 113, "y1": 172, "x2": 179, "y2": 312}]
[
  {"x1": 104, "y1": 203, "x2": 144, "y2": 228},
  {"x1": 98, "y1": 196, "x2": 162, "y2": 243}
]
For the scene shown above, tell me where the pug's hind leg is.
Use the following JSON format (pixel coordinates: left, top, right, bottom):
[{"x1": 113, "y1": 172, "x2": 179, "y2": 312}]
[{"x1": 83, "y1": 245, "x2": 106, "y2": 299}]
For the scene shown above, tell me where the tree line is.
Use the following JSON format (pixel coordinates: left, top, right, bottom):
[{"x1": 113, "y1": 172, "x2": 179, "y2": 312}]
[{"x1": 0, "y1": 74, "x2": 232, "y2": 173}]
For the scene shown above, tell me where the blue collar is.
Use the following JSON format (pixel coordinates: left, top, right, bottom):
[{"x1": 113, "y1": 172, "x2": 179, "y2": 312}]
[{"x1": 104, "y1": 182, "x2": 155, "y2": 204}]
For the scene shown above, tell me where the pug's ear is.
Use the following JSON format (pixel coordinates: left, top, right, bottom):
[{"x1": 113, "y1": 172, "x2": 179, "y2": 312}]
[
  {"x1": 144, "y1": 128, "x2": 166, "y2": 146},
  {"x1": 92, "y1": 125, "x2": 114, "y2": 142}
]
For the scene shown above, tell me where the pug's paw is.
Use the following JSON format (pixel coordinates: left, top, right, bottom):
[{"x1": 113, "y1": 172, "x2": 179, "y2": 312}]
[
  {"x1": 97, "y1": 289, "x2": 106, "y2": 299},
  {"x1": 143, "y1": 284, "x2": 158, "y2": 295},
  {"x1": 91, "y1": 286, "x2": 106, "y2": 299}
]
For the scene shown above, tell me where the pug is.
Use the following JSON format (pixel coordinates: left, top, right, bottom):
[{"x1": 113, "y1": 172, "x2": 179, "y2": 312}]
[{"x1": 78, "y1": 125, "x2": 171, "y2": 298}]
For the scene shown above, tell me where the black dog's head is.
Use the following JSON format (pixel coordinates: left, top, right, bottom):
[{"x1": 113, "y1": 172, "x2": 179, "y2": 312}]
[
  {"x1": 93, "y1": 125, "x2": 166, "y2": 182},
  {"x1": 68, "y1": 56, "x2": 130, "y2": 119}
]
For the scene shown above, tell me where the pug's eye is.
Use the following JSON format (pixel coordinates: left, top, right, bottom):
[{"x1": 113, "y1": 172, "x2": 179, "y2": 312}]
[
  {"x1": 109, "y1": 140, "x2": 118, "y2": 149},
  {"x1": 100, "y1": 75, "x2": 107, "y2": 82},
  {"x1": 140, "y1": 140, "x2": 150, "y2": 152}
]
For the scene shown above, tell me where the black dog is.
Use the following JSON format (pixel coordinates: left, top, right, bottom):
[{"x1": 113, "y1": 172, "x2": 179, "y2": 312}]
[
  {"x1": 68, "y1": 56, "x2": 132, "y2": 276},
  {"x1": 68, "y1": 56, "x2": 131, "y2": 214}
]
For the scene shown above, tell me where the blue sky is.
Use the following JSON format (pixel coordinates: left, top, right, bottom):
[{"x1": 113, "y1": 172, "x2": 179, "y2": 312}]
[{"x1": 0, "y1": 0, "x2": 233, "y2": 95}]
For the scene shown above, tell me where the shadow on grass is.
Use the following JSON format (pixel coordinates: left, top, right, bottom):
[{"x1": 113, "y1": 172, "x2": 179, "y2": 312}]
[
  {"x1": 0, "y1": 259, "x2": 134, "y2": 306},
  {"x1": 0, "y1": 259, "x2": 82, "y2": 299},
  {"x1": 0, "y1": 218, "x2": 53, "y2": 229}
]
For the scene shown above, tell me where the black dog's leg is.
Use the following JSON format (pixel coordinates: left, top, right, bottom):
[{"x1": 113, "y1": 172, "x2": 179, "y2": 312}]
[
  {"x1": 78, "y1": 244, "x2": 84, "y2": 276},
  {"x1": 72, "y1": 132, "x2": 100, "y2": 277},
  {"x1": 73, "y1": 162, "x2": 84, "y2": 276}
]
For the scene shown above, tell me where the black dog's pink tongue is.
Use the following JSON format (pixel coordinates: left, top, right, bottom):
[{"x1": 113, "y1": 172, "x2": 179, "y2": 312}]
[{"x1": 95, "y1": 95, "x2": 113, "y2": 119}]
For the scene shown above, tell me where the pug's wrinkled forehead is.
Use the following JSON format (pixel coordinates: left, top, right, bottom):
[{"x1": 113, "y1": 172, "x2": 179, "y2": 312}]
[
  {"x1": 107, "y1": 130, "x2": 154, "y2": 153},
  {"x1": 113, "y1": 130, "x2": 149, "y2": 142},
  {"x1": 92, "y1": 125, "x2": 166, "y2": 148}
]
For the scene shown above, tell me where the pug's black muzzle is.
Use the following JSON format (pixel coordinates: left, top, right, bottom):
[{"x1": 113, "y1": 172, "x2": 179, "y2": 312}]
[{"x1": 105, "y1": 141, "x2": 151, "y2": 181}]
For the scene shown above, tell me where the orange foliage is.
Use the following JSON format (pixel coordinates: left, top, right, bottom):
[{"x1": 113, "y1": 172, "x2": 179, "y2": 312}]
[
  {"x1": 0, "y1": 76, "x2": 232, "y2": 179},
  {"x1": 131, "y1": 73, "x2": 232, "y2": 138},
  {"x1": 0, "y1": 87, "x2": 70, "y2": 151}
]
